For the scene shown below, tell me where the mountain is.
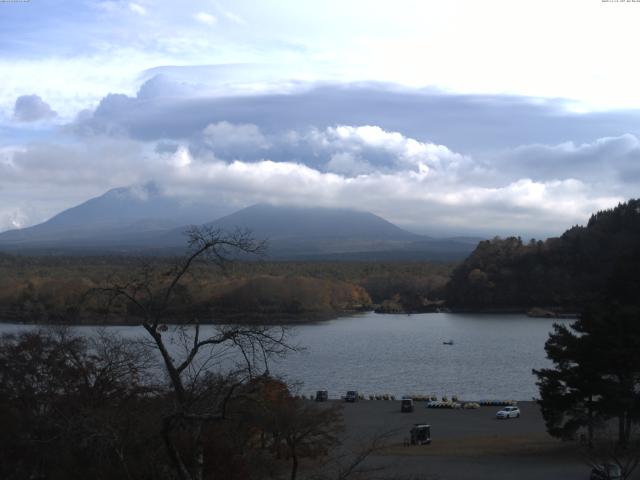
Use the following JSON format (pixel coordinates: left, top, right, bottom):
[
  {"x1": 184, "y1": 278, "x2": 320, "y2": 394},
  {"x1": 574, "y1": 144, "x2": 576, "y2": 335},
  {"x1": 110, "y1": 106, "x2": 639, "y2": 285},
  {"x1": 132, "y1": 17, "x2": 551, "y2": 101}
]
[
  {"x1": 446, "y1": 199, "x2": 640, "y2": 311},
  {"x1": 158, "y1": 204, "x2": 480, "y2": 260},
  {"x1": 206, "y1": 204, "x2": 421, "y2": 241},
  {"x1": 0, "y1": 187, "x2": 481, "y2": 260},
  {"x1": 0, "y1": 183, "x2": 226, "y2": 248}
]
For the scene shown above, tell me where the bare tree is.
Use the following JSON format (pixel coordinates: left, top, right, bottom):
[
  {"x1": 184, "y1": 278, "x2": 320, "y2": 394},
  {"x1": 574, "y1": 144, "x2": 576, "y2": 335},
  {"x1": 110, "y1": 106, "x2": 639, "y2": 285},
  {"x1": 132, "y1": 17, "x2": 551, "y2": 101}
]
[
  {"x1": 309, "y1": 429, "x2": 399, "y2": 480},
  {"x1": 265, "y1": 397, "x2": 344, "y2": 480},
  {"x1": 93, "y1": 226, "x2": 295, "y2": 480}
]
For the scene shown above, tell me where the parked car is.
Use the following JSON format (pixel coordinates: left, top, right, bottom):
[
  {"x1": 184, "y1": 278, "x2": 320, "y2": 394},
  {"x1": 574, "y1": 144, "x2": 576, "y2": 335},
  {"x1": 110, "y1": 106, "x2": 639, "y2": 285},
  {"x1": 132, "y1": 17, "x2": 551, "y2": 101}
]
[
  {"x1": 590, "y1": 463, "x2": 622, "y2": 480},
  {"x1": 345, "y1": 390, "x2": 359, "y2": 402},
  {"x1": 495, "y1": 406, "x2": 520, "y2": 419},
  {"x1": 401, "y1": 397, "x2": 414, "y2": 412},
  {"x1": 315, "y1": 390, "x2": 328, "y2": 402},
  {"x1": 410, "y1": 424, "x2": 431, "y2": 445}
]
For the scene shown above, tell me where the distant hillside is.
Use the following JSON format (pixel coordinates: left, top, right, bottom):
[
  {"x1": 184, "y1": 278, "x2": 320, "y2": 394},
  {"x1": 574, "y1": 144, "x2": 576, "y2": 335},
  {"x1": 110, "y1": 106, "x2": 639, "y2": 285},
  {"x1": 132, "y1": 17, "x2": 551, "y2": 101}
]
[
  {"x1": 0, "y1": 189, "x2": 480, "y2": 261},
  {"x1": 158, "y1": 204, "x2": 479, "y2": 260},
  {"x1": 446, "y1": 199, "x2": 640, "y2": 311},
  {"x1": 0, "y1": 183, "x2": 226, "y2": 248},
  {"x1": 207, "y1": 204, "x2": 421, "y2": 241}
]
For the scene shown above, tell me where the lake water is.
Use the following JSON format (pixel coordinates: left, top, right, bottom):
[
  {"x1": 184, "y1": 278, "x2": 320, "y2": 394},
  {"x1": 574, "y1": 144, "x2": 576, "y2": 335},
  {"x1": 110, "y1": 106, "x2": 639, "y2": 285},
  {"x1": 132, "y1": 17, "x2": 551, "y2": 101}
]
[{"x1": 0, "y1": 312, "x2": 572, "y2": 401}]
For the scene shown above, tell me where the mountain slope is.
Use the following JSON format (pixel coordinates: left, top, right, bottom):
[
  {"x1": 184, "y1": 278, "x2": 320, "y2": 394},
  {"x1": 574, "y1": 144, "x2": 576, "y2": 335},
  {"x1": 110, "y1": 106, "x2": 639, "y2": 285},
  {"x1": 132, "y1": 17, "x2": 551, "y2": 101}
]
[
  {"x1": 0, "y1": 187, "x2": 480, "y2": 260},
  {"x1": 207, "y1": 204, "x2": 422, "y2": 241},
  {"x1": 159, "y1": 204, "x2": 478, "y2": 260},
  {"x1": 0, "y1": 183, "x2": 226, "y2": 247}
]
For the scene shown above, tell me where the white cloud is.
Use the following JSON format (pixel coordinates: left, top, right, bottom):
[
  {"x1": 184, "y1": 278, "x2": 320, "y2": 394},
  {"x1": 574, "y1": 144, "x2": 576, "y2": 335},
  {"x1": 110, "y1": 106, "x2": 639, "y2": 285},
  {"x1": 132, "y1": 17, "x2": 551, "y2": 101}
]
[
  {"x1": 0, "y1": 207, "x2": 29, "y2": 232},
  {"x1": 194, "y1": 11, "x2": 217, "y2": 25},
  {"x1": 325, "y1": 152, "x2": 372, "y2": 175},
  {"x1": 215, "y1": 5, "x2": 245, "y2": 25},
  {"x1": 306, "y1": 125, "x2": 471, "y2": 176},
  {"x1": 129, "y1": 3, "x2": 147, "y2": 15},
  {"x1": 0, "y1": 126, "x2": 634, "y2": 238},
  {"x1": 171, "y1": 145, "x2": 192, "y2": 168},
  {"x1": 160, "y1": 156, "x2": 619, "y2": 237}
]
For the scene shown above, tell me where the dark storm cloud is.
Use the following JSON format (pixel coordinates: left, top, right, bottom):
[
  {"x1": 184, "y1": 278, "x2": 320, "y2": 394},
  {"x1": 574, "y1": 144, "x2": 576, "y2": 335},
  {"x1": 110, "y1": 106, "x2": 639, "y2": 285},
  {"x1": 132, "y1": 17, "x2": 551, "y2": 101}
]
[
  {"x1": 70, "y1": 80, "x2": 640, "y2": 153},
  {"x1": 13, "y1": 95, "x2": 57, "y2": 122},
  {"x1": 488, "y1": 134, "x2": 640, "y2": 184}
]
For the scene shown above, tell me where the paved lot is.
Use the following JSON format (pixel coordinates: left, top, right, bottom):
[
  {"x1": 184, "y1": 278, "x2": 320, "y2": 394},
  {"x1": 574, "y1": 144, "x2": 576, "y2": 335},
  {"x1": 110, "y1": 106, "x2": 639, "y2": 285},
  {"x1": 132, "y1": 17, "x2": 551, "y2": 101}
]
[
  {"x1": 326, "y1": 400, "x2": 628, "y2": 480},
  {"x1": 340, "y1": 400, "x2": 546, "y2": 443}
]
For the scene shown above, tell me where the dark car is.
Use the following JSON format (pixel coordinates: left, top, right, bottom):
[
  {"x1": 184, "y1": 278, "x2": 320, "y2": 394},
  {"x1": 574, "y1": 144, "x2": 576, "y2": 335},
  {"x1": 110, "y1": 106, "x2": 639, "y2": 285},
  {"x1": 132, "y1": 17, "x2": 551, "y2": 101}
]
[
  {"x1": 315, "y1": 390, "x2": 328, "y2": 402},
  {"x1": 401, "y1": 397, "x2": 414, "y2": 412},
  {"x1": 345, "y1": 390, "x2": 358, "y2": 402},
  {"x1": 410, "y1": 424, "x2": 431, "y2": 445},
  {"x1": 590, "y1": 463, "x2": 622, "y2": 480}
]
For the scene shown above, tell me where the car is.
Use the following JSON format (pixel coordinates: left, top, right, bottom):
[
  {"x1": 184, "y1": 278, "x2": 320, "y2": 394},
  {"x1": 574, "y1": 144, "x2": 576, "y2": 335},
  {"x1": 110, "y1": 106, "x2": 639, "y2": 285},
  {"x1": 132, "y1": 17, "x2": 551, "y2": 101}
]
[
  {"x1": 495, "y1": 405, "x2": 520, "y2": 419},
  {"x1": 345, "y1": 390, "x2": 359, "y2": 402},
  {"x1": 315, "y1": 390, "x2": 328, "y2": 402},
  {"x1": 590, "y1": 463, "x2": 622, "y2": 480},
  {"x1": 410, "y1": 424, "x2": 431, "y2": 445},
  {"x1": 401, "y1": 397, "x2": 414, "y2": 412}
]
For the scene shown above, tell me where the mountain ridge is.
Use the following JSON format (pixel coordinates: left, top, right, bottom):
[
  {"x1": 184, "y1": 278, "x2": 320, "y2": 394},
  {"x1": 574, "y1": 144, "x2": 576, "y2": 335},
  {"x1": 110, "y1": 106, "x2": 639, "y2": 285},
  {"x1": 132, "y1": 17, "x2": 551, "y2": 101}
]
[{"x1": 0, "y1": 186, "x2": 481, "y2": 260}]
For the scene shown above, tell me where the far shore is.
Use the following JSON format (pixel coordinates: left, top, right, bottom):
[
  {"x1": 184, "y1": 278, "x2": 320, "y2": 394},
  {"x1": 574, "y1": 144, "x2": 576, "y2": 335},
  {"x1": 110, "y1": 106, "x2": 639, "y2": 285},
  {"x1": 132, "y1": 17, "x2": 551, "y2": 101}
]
[
  {"x1": 0, "y1": 309, "x2": 367, "y2": 326},
  {"x1": 0, "y1": 307, "x2": 581, "y2": 326}
]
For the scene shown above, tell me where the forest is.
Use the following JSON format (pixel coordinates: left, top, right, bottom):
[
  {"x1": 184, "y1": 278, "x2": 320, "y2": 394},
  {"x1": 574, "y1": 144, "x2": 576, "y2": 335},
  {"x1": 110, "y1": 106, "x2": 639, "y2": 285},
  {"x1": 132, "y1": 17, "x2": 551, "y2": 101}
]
[
  {"x1": 0, "y1": 254, "x2": 452, "y2": 324},
  {"x1": 445, "y1": 199, "x2": 640, "y2": 313}
]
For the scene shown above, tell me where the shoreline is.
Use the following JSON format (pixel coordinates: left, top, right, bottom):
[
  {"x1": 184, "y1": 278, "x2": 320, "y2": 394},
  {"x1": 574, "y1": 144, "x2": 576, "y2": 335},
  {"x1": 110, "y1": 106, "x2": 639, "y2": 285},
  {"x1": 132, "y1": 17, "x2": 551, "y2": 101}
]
[
  {"x1": 0, "y1": 309, "x2": 367, "y2": 327},
  {"x1": 0, "y1": 307, "x2": 579, "y2": 326}
]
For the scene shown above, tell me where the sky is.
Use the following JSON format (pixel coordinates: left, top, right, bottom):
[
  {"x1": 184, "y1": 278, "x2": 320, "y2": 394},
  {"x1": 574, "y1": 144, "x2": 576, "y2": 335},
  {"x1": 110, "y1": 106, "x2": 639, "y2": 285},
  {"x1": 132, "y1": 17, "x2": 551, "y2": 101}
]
[{"x1": 1, "y1": 0, "x2": 640, "y2": 238}]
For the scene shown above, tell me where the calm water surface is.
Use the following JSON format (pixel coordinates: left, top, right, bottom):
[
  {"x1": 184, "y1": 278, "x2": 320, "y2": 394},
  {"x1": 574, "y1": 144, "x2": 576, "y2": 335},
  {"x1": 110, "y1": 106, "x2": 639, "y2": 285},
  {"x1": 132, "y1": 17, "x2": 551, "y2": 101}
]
[{"x1": 0, "y1": 312, "x2": 571, "y2": 400}]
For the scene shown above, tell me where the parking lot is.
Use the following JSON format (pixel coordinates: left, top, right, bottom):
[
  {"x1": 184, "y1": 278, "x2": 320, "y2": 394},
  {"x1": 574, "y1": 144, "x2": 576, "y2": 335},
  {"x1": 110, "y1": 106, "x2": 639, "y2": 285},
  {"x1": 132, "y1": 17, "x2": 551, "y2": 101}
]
[{"x1": 331, "y1": 400, "x2": 615, "y2": 480}]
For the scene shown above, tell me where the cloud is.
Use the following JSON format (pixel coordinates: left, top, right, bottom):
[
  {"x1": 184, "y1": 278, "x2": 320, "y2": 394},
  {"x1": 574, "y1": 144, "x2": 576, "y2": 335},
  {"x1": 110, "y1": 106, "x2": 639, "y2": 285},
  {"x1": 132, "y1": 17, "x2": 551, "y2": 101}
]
[
  {"x1": 136, "y1": 74, "x2": 202, "y2": 100},
  {"x1": 194, "y1": 12, "x2": 217, "y2": 25},
  {"x1": 69, "y1": 81, "x2": 640, "y2": 154},
  {"x1": 0, "y1": 207, "x2": 30, "y2": 232},
  {"x1": 213, "y1": 3, "x2": 246, "y2": 25},
  {"x1": 202, "y1": 121, "x2": 268, "y2": 157},
  {"x1": 128, "y1": 3, "x2": 147, "y2": 15},
  {"x1": 2, "y1": 0, "x2": 640, "y2": 118},
  {"x1": 494, "y1": 134, "x2": 640, "y2": 184},
  {"x1": 3, "y1": 81, "x2": 639, "y2": 238},
  {"x1": 325, "y1": 152, "x2": 372, "y2": 175},
  {"x1": 157, "y1": 156, "x2": 619, "y2": 238},
  {"x1": 13, "y1": 95, "x2": 57, "y2": 122},
  {"x1": 303, "y1": 125, "x2": 471, "y2": 176},
  {"x1": 0, "y1": 126, "x2": 629, "y2": 238}
]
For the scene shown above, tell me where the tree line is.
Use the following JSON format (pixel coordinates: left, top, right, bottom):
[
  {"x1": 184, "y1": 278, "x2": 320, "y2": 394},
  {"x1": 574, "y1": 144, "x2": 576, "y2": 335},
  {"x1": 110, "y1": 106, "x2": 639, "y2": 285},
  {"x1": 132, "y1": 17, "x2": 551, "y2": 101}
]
[
  {"x1": 0, "y1": 253, "x2": 452, "y2": 323},
  {"x1": 446, "y1": 199, "x2": 640, "y2": 312}
]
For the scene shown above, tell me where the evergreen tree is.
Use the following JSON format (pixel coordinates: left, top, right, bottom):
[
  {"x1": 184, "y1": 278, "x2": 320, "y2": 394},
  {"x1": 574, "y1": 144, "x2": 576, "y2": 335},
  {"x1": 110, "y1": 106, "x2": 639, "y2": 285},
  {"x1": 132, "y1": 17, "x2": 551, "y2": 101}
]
[{"x1": 534, "y1": 304, "x2": 640, "y2": 446}]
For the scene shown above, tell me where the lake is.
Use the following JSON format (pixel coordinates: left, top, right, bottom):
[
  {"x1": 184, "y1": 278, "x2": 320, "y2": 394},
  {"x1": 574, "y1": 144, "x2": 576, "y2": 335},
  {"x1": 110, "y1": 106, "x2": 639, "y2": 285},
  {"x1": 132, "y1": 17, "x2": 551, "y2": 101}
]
[{"x1": 0, "y1": 312, "x2": 572, "y2": 401}]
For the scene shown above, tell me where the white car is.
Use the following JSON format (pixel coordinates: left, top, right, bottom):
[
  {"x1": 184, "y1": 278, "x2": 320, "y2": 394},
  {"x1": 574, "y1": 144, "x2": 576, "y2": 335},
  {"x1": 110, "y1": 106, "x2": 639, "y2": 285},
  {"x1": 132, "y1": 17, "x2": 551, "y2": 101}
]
[{"x1": 496, "y1": 406, "x2": 520, "y2": 419}]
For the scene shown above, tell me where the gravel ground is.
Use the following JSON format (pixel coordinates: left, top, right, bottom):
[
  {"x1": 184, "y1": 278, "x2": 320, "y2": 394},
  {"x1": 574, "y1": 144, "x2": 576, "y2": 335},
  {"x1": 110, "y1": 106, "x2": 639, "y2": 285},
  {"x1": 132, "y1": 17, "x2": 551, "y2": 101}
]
[{"x1": 324, "y1": 400, "x2": 628, "y2": 480}]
